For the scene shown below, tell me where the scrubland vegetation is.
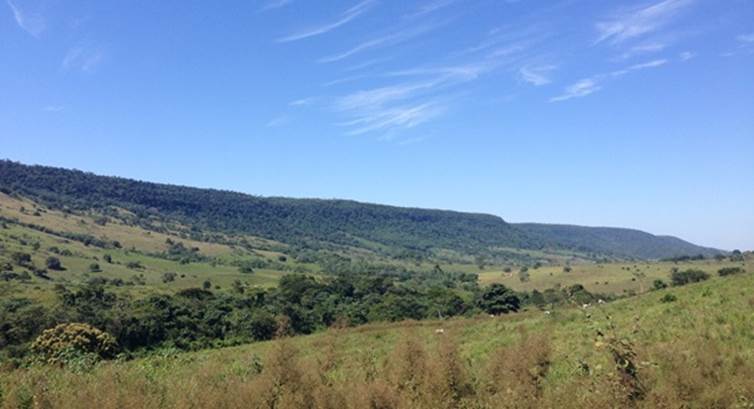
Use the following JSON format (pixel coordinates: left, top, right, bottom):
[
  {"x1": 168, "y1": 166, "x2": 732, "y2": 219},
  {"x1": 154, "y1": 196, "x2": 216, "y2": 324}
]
[{"x1": 1, "y1": 269, "x2": 753, "y2": 408}]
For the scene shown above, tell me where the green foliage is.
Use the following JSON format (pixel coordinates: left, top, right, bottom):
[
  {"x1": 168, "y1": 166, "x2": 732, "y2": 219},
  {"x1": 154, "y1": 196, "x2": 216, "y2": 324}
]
[
  {"x1": 717, "y1": 266, "x2": 745, "y2": 277},
  {"x1": 45, "y1": 256, "x2": 63, "y2": 271},
  {"x1": 516, "y1": 223, "x2": 722, "y2": 260},
  {"x1": 88, "y1": 263, "x2": 101, "y2": 273},
  {"x1": 31, "y1": 323, "x2": 117, "y2": 366},
  {"x1": 0, "y1": 160, "x2": 538, "y2": 258},
  {"x1": 652, "y1": 279, "x2": 668, "y2": 290},
  {"x1": 126, "y1": 261, "x2": 143, "y2": 270},
  {"x1": 10, "y1": 252, "x2": 31, "y2": 266},
  {"x1": 477, "y1": 284, "x2": 520, "y2": 315},
  {"x1": 670, "y1": 269, "x2": 710, "y2": 286},
  {"x1": 660, "y1": 293, "x2": 677, "y2": 303}
]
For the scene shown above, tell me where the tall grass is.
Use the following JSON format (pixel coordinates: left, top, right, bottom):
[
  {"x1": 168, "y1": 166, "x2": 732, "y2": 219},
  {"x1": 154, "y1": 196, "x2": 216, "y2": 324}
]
[{"x1": 2, "y1": 273, "x2": 754, "y2": 408}]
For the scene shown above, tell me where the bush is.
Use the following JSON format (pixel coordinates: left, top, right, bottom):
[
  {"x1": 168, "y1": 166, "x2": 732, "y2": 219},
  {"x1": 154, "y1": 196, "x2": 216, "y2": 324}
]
[
  {"x1": 31, "y1": 323, "x2": 117, "y2": 366},
  {"x1": 652, "y1": 279, "x2": 668, "y2": 290},
  {"x1": 670, "y1": 269, "x2": 709, "y2": 286},
  {"x1": 11, "y1": 252, "x2": 32, "y2": 266},
  {"x1": 126, "y1": 261, "x2": 143, "y2": 270},
  {"x1": 89, "y1": 263, "x2": 101, "y2": 273},
  {"x1": 718, "y1": 267, "x2": 745, "y2": 277},
  {"x1": 660, "y1": 293, "x2": 677, "y2": 303},
  {"x1": 46, "y1": 256, "x2": 63, "y2": 271}
]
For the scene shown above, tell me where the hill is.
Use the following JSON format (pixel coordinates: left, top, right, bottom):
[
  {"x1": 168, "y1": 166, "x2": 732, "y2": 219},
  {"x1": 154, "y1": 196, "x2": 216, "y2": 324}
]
[
  {"x1": 0, "y1": 160, "x2": 721, "y2": 261},
  {"x1": 514, "y1": 223, "x2": 722, "y2": 260}
]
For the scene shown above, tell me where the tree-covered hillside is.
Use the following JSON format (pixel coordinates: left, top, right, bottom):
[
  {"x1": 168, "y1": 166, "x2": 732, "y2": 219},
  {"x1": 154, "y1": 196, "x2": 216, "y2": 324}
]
[
  {"x1": 0, "y1": 161, "x2": 536, "y2": 256},
  {"x1": 515, "y1": 223, "x2": 722, "y2": 259},
  {"x1": 0, "y1": 160, "x2": 721, "y2": 260}
]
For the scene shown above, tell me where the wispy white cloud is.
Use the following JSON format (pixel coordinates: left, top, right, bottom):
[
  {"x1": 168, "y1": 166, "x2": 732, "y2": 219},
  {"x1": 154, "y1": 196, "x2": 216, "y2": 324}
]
[
  {"x1": 333, "y1": 62, "x2": 488, "y2": 135},
  {"x1": 321, "y1": 74, "x2": 369, "y2": 87},
  {"x1": 266, "y1": 115, "x2": 290, "y2": 127},
  {"x1": 289, "y1": 97, "x2": 318, "y2": 107},
  {"x1": 43, "y1": 105, "x2": 64, "y2": 112},
  {"x1": 6, "y1": 0, "x2": 45, "y2": 37},
  {"x1": 344, "y1": 57, "x2": 391, "y2": 72},
  {"x1": 738, "y1": 33, "x2": 754, "y2": 44},
  {"x1": 260, "y1": 0, "x2": 293, "y2": 12},
  {"x1": 62, "y1": 46, "x2": 104, "y2": 73},
  {"x1": 595, "y1": 0, "x2": 692, "y2": 45},
  {"x1": 519, "y1": 65, "x2": 556, "y2": 86},
  {"x1": 318, "y1": 23, "x2": 438, "y2": 63},
  {"x1": 405, "y1": 0, "x2": 455, "y2": 18},
  {"x1": 339, "y1": 102, "x2": 445, "y2": 135},
  {"x1": 615, "y1": 42, "x2": 666, "y2": 60},
  {"x1": 551, "y1": 58, "x2": 669, "y2": 102},
  {"x1": 627, "y1": 58, "x2": 667, "y2": 71},
  {"x1": 679, "y1": 50, "x2": 695, "y2": 61},
  {"x1": 549, "y1": 79, "x2": 601, "y2": 102},
  {"x1": 277, "y1": 0, "x2": 375, "y2": 43},
  {"x1": 722, "y1": 33, "x2": 754, "y2": 57}
]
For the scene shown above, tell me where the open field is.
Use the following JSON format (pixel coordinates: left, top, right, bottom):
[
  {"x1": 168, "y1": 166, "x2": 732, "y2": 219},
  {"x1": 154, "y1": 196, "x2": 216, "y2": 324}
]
[
  {"x1": 479, "y1": 257, "x2": 752, "y2": 294},
  {"x1": 2, "y1": 268, "x2": 753, "y2": 408}
]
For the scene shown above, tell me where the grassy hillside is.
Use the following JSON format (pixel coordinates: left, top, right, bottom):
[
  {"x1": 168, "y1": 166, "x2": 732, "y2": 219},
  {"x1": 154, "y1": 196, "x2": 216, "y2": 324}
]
[
  {"x1": 2, "y1": 266, "x2": 752, "y2": 408},
  {"x1": 515, "y1": 223, "x2": 722, "y2": 259}
]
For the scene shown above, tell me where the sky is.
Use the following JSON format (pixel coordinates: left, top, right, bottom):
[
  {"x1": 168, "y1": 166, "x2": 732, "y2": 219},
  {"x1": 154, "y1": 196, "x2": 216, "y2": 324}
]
[{"x1": 1, "y1": 0, "x2": 753, "y2": 250}]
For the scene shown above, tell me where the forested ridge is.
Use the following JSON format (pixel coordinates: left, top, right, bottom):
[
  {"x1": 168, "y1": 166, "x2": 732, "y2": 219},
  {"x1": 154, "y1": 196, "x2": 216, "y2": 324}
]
[{"x1": 0, "y1": 160, "x2": 719, "y2": 259}]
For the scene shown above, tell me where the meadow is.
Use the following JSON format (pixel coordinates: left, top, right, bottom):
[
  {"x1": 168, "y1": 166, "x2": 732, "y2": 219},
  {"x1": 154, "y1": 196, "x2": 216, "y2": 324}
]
[{"x1": 1, "y1": 265, "x2": 753, "y2": 408}]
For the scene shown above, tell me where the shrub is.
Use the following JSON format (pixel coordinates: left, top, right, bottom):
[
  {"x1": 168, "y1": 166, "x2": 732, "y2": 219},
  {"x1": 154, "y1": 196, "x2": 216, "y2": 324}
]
[
  {"x1": 126, "y1": 261, "x2": 143, "y2": 270},
  {"x1": 45, "y1": 256, "x2": 63, "y2": 271},
  {"x1": 717, "y1": 267, "x2": 745, "y2": 277},
  {"x1": 652, "y1": 279, "x2": 668, "y2": 290},
  {"x1": 162, "y1": 272, "x2": 177, "y2": 283},
  {"x1": 31, "y1": 323, "x2": 117, "y2": 366},
  {"x1": 89, "y1": 263, "x2": 101, "y2": 273},
  {"x1": 670, "y1": 269, "x2": 709, "y2": 286},
  {"x1": 10, "y1": 252, "x2": 32, "y2": 266},
  {"x1": 660, "y1": 293, "x2": 677, "y2": 303}
]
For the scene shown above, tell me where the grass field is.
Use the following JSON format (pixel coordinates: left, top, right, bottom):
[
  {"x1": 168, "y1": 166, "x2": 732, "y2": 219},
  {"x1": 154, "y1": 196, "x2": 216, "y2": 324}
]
[{"x1": 1, "y1": 265, "x2": 752, "y2": 408}]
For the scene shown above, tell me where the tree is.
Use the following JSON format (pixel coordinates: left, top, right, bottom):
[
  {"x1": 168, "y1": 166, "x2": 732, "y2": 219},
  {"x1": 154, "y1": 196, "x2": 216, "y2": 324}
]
[
  {"x1": 46, "y1": 256, "x2": 63, "y2": 271},
  {"x1": 730, "y1": 250, "x2": 744, "y2": 262},
  {"x1": 89, "y1": 263, "x2": 101, "y2": 273},
  {"x1": 670, "y1": 269, "x2": 709, "y2": 286},
  {"x1": 31, "y1": 323, "x2": 117, "y2": 365},
  {"x1": 162, "y1": 272, "x2": 177, "y2": 283},
  {"x1": 477, "y1": 284, "x2": 520, "y2": 315},
  {"x1": 202, "y1": 280, "x2": 212, "y2": 290},
  {"x1": 103, "y1": 254, "x2": 113, "y2": 264}
]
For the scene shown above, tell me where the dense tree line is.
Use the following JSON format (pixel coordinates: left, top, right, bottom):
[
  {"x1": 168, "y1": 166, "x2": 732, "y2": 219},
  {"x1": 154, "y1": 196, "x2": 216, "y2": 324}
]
[{"x1": 0, "y1": 271, "x2": 604, "y2": 362}]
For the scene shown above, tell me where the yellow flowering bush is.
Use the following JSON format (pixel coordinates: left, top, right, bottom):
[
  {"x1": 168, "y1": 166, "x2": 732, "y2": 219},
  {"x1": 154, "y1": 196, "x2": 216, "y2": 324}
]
[{"x1": 31, "y1": 323, "x2": 117, "y2": 366}]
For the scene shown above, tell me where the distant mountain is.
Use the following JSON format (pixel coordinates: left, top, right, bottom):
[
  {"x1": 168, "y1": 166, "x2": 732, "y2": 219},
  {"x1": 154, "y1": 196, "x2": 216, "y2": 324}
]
[
  {"x1": 0, "y1": 160, "x2": 721, "y2": 260},
  {"x1": 514, "y1": 223, "x2": 723, "y2": 260}
]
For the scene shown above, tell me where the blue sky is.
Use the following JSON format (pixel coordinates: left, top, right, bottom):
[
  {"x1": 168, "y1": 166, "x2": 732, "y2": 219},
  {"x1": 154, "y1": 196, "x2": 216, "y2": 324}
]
[{"x1": 1, "y1": 0, "x2": 753, "y2": 250}]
